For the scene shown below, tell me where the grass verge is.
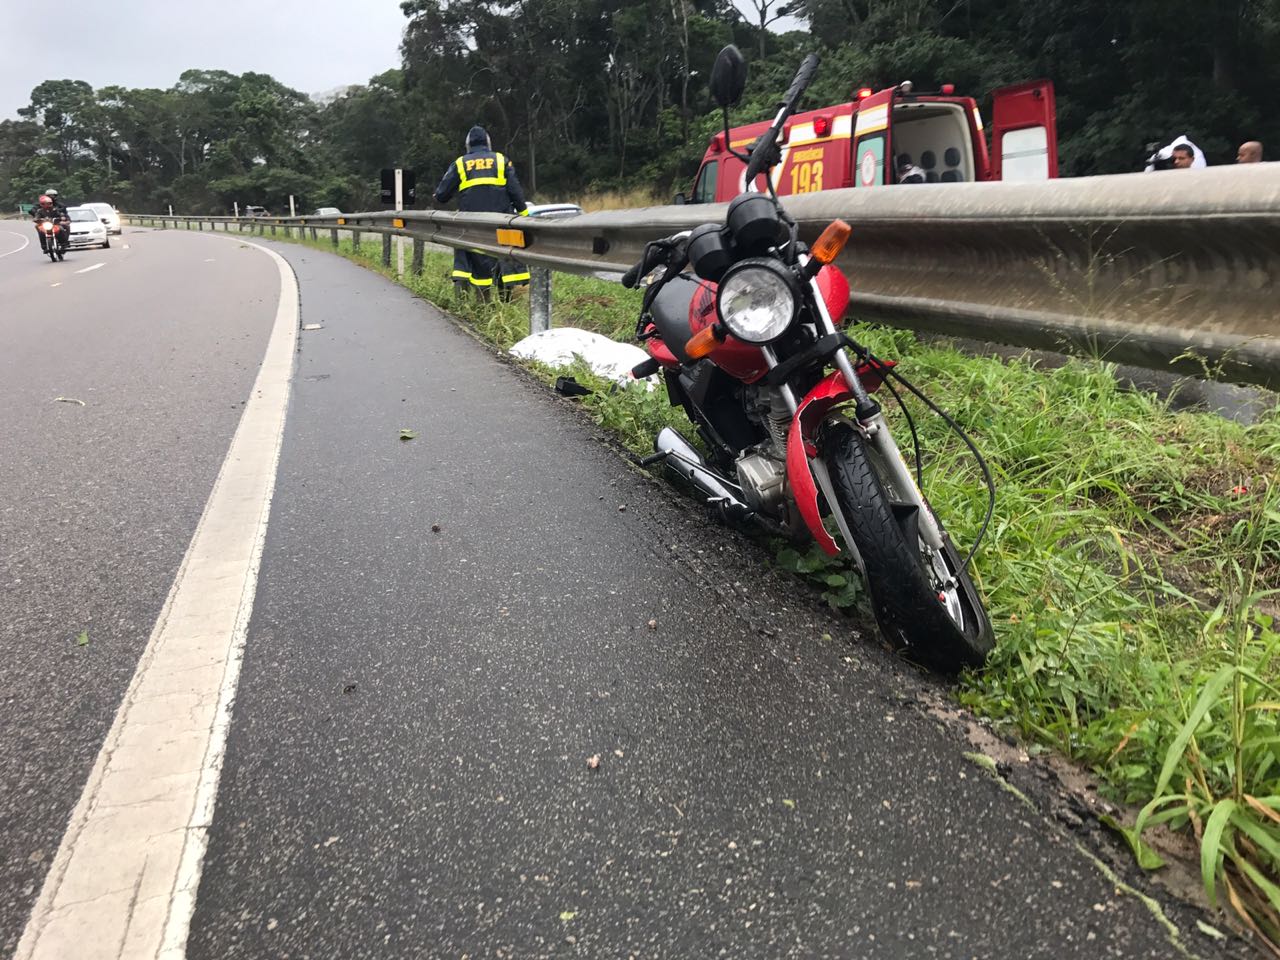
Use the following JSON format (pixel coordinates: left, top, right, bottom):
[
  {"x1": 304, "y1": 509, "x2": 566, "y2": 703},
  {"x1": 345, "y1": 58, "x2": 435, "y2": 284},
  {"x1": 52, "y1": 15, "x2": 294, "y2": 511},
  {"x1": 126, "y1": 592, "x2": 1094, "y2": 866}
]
[{"x1": 262, "y1": 226, "x2": 1280, "y2": 944}]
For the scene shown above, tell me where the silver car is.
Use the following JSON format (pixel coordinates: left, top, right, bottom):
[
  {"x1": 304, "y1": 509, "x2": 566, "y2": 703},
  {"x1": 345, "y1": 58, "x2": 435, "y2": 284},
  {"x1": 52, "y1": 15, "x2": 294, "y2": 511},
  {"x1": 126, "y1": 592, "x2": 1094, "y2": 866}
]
[{"x1": 66, "y1": 207, "x2": 110, "y2": 249}]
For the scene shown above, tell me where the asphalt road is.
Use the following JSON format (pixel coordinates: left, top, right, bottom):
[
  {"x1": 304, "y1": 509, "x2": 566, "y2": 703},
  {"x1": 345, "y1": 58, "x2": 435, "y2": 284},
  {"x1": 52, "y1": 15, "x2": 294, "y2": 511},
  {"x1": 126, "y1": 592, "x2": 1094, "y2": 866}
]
[
  {"x1": 0, "y1": 228, "x2": 1252, "y2": 958},
  {"x1": 0, "y1": 226, "x2": 278, "y2": 955}
]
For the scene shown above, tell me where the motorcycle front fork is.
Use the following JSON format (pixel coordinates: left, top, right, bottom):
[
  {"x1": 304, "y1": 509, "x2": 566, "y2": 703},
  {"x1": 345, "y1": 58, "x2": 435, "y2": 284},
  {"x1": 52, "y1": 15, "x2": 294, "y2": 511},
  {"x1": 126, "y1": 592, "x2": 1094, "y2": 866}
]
[{"x1": 764, "y1": 278, "x2": 949, "y2": 561}]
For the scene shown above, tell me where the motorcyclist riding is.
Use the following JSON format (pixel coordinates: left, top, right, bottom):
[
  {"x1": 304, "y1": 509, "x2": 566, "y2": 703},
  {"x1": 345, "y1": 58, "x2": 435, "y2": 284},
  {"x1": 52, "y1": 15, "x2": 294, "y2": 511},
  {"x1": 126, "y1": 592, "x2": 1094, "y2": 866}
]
[{"x1": 32, "y1": 193, "x2": 70, "y2": 255}]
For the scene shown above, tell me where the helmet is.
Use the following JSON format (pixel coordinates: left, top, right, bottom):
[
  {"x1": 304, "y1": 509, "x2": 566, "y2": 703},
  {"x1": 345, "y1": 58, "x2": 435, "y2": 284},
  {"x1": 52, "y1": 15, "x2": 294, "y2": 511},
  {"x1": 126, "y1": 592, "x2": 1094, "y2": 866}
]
[
  {"x1": 38, "y1": 195, "x2": 52, "y2": 206},
  {"x1": 46, "y1": 189, "x2": 59, "y2": 197},
  {"x1": 466, "y1": 125, "x2": 490, "y2": 150}
]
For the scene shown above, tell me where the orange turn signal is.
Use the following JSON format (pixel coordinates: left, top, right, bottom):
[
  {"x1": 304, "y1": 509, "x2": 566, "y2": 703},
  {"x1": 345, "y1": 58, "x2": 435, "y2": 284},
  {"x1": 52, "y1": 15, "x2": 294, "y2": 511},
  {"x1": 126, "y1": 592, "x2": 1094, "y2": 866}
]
[
  {"x1": 811, "y1": 219, "x2": 852, "y2": 265},
  {"x1": 685, "y1": 325, "x2": 725, "y2": 360}
]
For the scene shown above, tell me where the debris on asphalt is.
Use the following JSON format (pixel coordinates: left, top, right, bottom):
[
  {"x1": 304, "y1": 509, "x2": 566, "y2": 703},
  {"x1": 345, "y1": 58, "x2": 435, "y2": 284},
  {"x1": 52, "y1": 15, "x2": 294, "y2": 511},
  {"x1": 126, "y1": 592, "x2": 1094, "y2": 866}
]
[
  {"x1": 586, "y1": 754, "x2": 601, "y2": 770},
  {"x1": 302, "y1": 323, "x2": 324, "y2": 331},
  {"x1": 399, "y1": 429, "x2": 418, "y2": 441},
  {"x1": 75, "y1": 631, "x2": 89, "y2": 647},
  {"x1": 343, "y1": 683, "x2": 358, "y2": 694},
  {"x1": 431, "y1": 523, "x2": 442, "y2": 533},
  {"x1": 647, "y1": 619, "x2": 657, "y2": 630},
  {"x1": 52, "y1": 397, "x2": 86, "y2": 406}
]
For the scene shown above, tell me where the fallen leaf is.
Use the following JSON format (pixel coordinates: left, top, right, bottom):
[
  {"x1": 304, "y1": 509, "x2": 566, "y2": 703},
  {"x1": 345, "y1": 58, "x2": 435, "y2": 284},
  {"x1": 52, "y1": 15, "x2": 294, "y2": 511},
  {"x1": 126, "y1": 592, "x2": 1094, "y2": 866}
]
[
  {"x1": 559, "y1": 911, "x2": 577, "y2": 922},
  {"x1": 1098, "y1": 814, "x2": 1166, "y2": 870},
  {"x1": 781, "y1": 799, "x2": 796, "y2": 809},
  {"x1": 76, "y1": 631, "x2": 89, "y2": 647},
  {"x1": 586, "y1": 754, "x2": 601, "y2": 770},
  {"x1": 399, "y1": 429, "x2": 418, "y2": 441},
  {"x1": 1196, "y1": 920, "x2": 1227, "y2": 940},
  {"x1": 431, "y1": 523, "x2": 442, "y2": 533}
]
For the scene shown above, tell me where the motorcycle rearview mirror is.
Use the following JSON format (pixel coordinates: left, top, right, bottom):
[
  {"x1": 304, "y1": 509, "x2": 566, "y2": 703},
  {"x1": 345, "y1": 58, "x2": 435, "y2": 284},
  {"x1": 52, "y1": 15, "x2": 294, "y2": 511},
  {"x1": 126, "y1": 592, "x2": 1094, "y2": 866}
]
[{"x1": 709, "y1": 45, "x2": 747, "y2": 109}]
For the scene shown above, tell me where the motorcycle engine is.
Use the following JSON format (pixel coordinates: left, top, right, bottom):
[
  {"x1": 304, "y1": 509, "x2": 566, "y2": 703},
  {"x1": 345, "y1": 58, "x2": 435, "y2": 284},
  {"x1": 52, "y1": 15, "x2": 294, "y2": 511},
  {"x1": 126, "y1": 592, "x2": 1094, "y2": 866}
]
[{"x1": 735, "y1": 450, "x2": 787, "y2": 513}]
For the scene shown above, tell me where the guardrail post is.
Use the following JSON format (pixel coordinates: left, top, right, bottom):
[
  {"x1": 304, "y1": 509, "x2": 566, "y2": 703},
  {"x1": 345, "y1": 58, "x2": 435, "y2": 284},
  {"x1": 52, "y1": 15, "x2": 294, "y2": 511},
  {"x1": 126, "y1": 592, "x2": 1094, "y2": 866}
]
[
  {"x1": 381, "y1": 234, "x2": 392, "y2": 267},
  {"x1": 352, "y1": 230, "x2": 361, "y2": 252},
  {"x1": 310, "y1": 226, "x2": 318, "y2": 241},
  {"x1": 529, "y1": 267, "x2": 552, "y2": 334},
  {"x1": 271, "y1": 224, "x2": 278, "y2": 236},
  {"x1": 411, "y1": 239, "x2": 424, "y2": 275},
  {"x1": 330, "y1": 228, "x2": 339, "y2": 247}
]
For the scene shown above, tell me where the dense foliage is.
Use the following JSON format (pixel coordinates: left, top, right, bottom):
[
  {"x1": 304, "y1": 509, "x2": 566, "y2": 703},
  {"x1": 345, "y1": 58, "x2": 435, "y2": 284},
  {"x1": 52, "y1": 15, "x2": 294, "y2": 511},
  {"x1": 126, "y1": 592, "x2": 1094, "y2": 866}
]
[{"x1": 3, "y1": 0, "x2": 1279, "y2": 211}]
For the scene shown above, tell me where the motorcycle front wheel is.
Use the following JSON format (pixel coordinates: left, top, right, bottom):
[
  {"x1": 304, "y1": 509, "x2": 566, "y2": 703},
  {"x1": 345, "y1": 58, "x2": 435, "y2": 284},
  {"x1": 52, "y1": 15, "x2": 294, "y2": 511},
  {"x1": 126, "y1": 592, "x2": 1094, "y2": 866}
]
[{"x1": 820, "y1": 420, "x2": 994, "y2": 672}]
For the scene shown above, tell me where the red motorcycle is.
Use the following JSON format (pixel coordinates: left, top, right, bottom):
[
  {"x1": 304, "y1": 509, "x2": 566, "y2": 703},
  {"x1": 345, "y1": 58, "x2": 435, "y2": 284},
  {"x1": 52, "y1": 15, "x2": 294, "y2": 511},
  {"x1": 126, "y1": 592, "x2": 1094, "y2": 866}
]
[
  {"x1": 624, "y1": 47, "x2": 994, "y2": 671},
  {"x1": 35, "y1": 216, "x2": 67, "y2": 262}
]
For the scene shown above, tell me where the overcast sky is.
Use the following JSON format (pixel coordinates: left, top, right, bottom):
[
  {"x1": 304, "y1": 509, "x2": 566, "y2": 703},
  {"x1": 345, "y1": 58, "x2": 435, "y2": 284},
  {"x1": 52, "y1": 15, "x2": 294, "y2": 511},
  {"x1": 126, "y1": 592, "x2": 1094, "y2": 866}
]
[{"x1": 0, "y1": 0, "x2": 408, "y2": 119}]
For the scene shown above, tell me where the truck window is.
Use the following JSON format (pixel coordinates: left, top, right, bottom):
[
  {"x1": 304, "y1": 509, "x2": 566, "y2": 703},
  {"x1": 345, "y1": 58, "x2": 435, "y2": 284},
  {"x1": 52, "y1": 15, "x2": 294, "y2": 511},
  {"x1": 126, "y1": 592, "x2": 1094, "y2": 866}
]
[
  {"x1": 999, "y1": 126, "x2": 1051, "y2": 181},
  {"x1": 854, "y1": 135, "x2": 886, "y2": 187},
  {"x1": 692, "y1": 161, "x2": 719, "y2": 203}
]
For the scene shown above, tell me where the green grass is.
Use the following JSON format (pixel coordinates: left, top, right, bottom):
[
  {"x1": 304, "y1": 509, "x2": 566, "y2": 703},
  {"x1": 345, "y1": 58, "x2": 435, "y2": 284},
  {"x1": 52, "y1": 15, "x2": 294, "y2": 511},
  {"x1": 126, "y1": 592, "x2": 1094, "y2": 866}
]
[{"x1": 268, "y1": 225, "x2": 1280, "y2": 940}]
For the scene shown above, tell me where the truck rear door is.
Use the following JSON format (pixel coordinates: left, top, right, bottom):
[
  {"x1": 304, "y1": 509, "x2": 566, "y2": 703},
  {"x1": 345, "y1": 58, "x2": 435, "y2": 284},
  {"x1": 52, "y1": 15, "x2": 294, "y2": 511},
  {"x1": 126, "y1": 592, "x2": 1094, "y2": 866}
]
[
  {"x1": 989, "y1": 80, "x2": 1058, "y2": 181},
  {"x1": 852, "y1": 89, "x2": 895, "y2": 187}
]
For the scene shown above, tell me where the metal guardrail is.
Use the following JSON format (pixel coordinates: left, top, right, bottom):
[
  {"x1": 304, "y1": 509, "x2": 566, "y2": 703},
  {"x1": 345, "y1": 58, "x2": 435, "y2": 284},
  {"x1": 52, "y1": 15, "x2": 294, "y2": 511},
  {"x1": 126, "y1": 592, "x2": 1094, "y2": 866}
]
[{"x1": 127, "y1": 165, "x2": 1280, "y2": 391}]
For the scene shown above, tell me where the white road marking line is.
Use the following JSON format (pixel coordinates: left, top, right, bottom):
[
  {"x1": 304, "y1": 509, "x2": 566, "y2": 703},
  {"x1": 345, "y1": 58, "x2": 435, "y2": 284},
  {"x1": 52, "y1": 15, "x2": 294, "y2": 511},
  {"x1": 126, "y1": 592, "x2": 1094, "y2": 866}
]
[
  {"x1": 15, "y1": 240, "x2": 299, "y2": 960},
  {"x1": 0, "y1": 230, "x2": 31, "y2": 259},
  {"x1": 75, "y1": 262, "x2": 106, "y2": 274}
]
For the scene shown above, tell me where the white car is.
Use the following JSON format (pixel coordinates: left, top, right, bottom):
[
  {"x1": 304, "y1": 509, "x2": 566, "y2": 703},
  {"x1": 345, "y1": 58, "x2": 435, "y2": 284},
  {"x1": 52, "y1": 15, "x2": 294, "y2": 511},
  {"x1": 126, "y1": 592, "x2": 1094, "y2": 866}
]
[
  {"x1": 525, "y1": 203, "x2": 582, "y2": 219},
  {"x1": 82, "y1": 201, "x2": 122, "y2": 235},
  {"x1": 65, "y1": 207, "x2": 110, "y2": 249}
]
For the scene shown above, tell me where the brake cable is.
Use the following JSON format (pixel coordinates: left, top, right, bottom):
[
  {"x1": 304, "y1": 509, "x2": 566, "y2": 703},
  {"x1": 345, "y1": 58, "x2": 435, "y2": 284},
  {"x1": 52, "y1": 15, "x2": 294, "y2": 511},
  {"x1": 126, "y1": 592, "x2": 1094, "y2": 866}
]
[{"x1": 856, "y1": 347, "x2": 996, "y2": 572}]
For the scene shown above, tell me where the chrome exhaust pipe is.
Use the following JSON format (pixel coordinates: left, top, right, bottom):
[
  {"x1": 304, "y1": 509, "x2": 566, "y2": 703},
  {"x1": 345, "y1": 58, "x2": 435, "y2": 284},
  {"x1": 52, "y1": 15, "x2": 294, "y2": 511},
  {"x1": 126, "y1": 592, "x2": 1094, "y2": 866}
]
[{"x1": 651, "y1": 428, "x2": 752, "y2": 520}]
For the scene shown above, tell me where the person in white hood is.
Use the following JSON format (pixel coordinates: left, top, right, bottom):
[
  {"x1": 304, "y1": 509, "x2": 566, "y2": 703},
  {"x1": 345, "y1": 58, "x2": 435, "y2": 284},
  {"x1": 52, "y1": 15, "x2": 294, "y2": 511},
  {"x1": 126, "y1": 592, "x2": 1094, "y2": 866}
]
[{"x1": 1145, "y1": 134, "x2": 1208, "y2": 170}]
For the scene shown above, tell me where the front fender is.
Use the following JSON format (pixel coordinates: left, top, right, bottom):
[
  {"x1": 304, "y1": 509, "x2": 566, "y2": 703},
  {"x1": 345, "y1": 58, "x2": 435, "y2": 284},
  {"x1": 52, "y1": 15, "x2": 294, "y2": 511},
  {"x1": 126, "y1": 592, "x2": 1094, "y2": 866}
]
[
  {"x1": 786, "y1": 371, "x2": 854, "y2": 556},
  {"x1": 784, "y1": 359, "x2": 895, "y2": 556}
]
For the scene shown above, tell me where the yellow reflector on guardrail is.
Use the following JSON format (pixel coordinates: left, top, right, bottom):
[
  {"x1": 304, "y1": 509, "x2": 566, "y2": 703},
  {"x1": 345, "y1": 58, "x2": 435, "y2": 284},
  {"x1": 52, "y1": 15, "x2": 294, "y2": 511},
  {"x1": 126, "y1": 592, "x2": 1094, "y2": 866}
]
[
  {"x1": 393, "y1": 218, "x2": 405, "y2": 229},
  {"x1": 337, "y1": 217, "x2": 346, "y2": 225},
  {"x1": 496, "y1": 228, "x2": 527, "y2": 248}
]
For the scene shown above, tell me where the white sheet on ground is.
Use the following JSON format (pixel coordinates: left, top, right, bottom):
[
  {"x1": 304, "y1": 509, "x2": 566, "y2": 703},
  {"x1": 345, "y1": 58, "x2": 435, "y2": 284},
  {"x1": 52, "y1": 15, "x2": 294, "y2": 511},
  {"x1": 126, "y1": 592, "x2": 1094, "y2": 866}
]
[{"x1": 510, "y1": 328, "x2": 656, "y2": 389}]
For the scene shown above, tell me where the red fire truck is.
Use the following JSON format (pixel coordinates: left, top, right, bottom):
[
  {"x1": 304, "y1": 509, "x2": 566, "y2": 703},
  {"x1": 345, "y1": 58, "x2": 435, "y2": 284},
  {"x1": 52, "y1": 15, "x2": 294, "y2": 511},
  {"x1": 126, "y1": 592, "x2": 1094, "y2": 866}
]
[{"x1": 680, "y1": 78, "x2": 1058, "y2": 203}]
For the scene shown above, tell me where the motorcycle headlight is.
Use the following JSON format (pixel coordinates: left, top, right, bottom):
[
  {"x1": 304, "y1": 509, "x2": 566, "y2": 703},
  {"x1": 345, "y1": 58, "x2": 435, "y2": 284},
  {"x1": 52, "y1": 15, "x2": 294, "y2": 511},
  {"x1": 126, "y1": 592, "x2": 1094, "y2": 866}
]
[{"x1": 716, "y1": 259, "x2": 798, "y2": 344}]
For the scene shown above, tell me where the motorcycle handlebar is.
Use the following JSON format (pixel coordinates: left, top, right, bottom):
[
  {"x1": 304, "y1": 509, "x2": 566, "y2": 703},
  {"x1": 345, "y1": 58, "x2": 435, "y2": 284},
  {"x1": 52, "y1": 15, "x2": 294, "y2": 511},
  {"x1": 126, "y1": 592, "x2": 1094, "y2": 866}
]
[
  {"x1": 742, "y1": 53, "x2": 820, "y2": 188},
  {"x1": 623, "y1": 235, "x2": 684, "y2": 289}
]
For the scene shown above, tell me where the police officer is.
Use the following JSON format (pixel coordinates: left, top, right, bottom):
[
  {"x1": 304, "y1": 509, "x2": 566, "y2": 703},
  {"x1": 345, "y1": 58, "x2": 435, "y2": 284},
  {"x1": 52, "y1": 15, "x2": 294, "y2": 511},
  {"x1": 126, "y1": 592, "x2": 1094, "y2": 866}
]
[
  {"x1": 32, "y1": 192, "x2": 70, "y2": 254},
  {"x1": 434, "y1": 126, "x2": 530, "y2": 297}
]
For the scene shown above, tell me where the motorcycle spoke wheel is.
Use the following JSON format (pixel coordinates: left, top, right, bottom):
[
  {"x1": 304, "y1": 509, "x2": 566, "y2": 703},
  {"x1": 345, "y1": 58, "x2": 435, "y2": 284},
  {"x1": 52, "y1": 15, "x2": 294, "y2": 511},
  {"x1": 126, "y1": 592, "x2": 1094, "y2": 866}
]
[{"x1": 819, "y1": 419, "x2": 993, "y2": 672}]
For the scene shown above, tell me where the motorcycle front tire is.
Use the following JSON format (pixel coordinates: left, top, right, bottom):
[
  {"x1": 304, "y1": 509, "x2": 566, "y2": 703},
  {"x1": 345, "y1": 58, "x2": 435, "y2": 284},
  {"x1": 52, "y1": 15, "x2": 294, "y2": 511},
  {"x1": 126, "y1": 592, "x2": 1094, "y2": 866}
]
[{"x1": 821, "y1": 420, "x2": 994, "y2": 673}]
